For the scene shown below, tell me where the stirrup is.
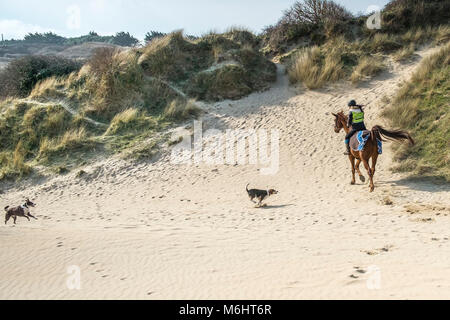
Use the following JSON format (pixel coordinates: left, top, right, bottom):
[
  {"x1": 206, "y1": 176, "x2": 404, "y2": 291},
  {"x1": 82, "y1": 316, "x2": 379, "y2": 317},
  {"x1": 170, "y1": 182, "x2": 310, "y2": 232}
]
[{"x1": 344, "y1": 146, "x2": 351, "y2": 155}]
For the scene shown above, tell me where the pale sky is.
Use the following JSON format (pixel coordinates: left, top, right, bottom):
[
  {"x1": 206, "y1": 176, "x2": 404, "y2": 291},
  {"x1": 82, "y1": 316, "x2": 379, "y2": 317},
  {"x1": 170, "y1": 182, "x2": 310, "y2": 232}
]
[{"x1": 0, "y1": 0, "x2": 391, "y2": 41}]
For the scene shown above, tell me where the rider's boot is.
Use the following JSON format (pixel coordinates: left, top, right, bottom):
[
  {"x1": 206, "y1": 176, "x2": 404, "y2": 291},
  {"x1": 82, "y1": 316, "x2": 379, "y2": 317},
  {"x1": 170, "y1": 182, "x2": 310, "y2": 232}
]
[{"x1": 344, "y1": 144, "x2": 351, "y2": 155}]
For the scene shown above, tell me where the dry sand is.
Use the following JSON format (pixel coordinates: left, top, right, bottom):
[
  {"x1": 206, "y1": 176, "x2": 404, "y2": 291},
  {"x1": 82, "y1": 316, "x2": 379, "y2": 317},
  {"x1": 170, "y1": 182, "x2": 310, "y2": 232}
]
[{"x1": 0, "y1": 46, "x2": 449, "y2": 300}]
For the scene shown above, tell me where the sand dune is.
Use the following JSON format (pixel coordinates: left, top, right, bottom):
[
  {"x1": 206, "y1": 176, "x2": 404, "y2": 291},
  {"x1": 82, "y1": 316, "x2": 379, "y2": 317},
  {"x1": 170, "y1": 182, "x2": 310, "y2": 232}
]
[{"x1": 1, "y1": 45, "x2": 449, "y2": 300}]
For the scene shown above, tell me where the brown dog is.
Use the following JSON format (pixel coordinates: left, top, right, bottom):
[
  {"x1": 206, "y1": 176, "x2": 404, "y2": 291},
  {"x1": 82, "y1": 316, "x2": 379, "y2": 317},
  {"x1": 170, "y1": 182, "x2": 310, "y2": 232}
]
[{"x1": 5, "y1": 198, "x2": 37, "y2": 225}]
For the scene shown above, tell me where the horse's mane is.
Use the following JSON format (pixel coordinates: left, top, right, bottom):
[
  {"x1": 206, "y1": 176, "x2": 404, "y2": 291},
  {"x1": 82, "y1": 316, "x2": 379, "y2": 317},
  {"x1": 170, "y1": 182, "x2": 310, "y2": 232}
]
[{"x1": 337, "y1": 110, "x2": 348, "y2": 122}]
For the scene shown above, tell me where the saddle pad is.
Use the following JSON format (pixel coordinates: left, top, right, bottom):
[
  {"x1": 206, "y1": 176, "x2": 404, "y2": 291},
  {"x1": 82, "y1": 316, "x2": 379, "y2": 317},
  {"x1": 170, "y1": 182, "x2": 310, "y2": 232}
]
[{"x1": 350, "y1": 130, "x2": 382, "y2": 154}]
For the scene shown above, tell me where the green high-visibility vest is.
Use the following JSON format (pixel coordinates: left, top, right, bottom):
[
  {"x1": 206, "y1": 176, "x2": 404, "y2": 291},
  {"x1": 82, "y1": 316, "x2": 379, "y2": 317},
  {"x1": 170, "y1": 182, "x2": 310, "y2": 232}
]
[{"x1": 352, "y1": 111, "x2": 364, "y2": 123}]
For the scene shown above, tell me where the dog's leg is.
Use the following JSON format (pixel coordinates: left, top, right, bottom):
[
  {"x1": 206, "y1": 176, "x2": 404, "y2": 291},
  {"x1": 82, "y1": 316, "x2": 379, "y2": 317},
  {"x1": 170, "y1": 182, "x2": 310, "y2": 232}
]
[
  {"x1": 256, "y1": 197, "x2": 262, "y2": 208},
  {"x1": 5, "y1": 214, "x2": 10, "y2": 225},
  {"x1": 13, "y1": 216, "x2": 17, "y2": 224},
  {"x1": 26, "y1": 216, "x2": 30, "y2": 221},
  {"x1": 28, "y1": 214, "x2": 37, "y2": 220}
]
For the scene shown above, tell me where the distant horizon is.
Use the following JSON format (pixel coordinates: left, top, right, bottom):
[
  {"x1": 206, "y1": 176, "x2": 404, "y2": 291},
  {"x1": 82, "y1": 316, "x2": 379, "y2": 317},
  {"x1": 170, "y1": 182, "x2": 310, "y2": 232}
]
[{"x1": 0, "y1": 0, "x2": 391, "y2": 41}]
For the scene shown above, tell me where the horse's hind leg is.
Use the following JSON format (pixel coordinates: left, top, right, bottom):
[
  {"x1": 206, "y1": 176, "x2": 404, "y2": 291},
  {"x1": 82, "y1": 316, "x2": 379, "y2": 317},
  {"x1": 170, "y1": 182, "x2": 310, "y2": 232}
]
[
  {"x1": 361, "y1": 154, "x2": 374, "y2": 192},
  {"x1": 349, "y1": 155, "x2": 356, "y2": 185},
  {"x1": 371, "y1": 154, "x2": 378, "y2": 191}
]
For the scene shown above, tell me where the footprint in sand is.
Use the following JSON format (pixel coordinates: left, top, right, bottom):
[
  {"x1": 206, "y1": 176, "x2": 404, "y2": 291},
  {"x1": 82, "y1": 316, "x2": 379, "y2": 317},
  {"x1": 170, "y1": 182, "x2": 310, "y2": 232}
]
[{"x1": 362, "y1": 244, "x2": 394, "y2": 255}]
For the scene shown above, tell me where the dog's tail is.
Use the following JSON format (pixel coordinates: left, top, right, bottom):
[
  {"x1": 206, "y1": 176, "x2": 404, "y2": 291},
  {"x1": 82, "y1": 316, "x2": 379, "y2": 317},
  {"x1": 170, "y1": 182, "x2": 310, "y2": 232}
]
[
  {"x1": 4, "y1": 206, "x2": 9, "y2": 212},
  {"x1": 246, "y1": 183, "x2": 250, "y2": 192}
]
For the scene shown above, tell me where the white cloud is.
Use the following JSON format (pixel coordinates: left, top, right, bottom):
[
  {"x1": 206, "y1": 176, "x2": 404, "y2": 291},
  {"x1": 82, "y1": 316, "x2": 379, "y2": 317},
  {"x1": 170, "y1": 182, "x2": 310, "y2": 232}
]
[
  {"x1": 66, "y1": 5, "x2": 81, "y2": 30},
  {"x1": 0, "y1": 19, "x2": 54, "y2": 40},
  {"x1": 90, "y1": 0, "x2": 107, "y2": 12}
]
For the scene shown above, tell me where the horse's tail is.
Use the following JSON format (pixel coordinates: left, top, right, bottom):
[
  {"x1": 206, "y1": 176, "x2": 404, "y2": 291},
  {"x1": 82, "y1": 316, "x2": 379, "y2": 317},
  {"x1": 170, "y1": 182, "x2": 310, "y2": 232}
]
[{"x1": 371, "y1": 125, "x2": 415, "y2": 145}]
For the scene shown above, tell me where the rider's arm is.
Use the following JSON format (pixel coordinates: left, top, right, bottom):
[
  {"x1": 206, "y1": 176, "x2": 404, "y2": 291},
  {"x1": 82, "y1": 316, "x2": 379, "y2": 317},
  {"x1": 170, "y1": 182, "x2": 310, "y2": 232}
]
[{"x1": 347, "y1": 112, "x2": 353, "y2": 128}]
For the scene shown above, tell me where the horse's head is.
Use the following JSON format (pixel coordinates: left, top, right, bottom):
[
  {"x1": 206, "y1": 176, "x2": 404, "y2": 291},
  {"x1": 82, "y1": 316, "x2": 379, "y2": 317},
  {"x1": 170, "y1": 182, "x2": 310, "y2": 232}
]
[{"x1": 332, "y1": 111, "x2": 346, "y2": 133}]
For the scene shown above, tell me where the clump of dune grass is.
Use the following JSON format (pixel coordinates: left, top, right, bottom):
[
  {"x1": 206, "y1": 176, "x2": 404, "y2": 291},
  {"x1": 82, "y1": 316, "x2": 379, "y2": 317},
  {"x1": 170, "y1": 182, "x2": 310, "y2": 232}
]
[
  {"x1": 38, "y1": 127, "x2": 92, "y2": 160},
  {"x1": 105, "y1": 108, "x2": 158, "y2": 135},
  {"x1": 186, "y1": 65, "x2": 252, "y2": 100},
  {"x1": 138, "y1": 31, "x2": 210, "y2": 83},
  {"x1": 361, "y1": 33, "x2": 403, "y2": 53},
  {"x1": 29, "y1": 77, "x2": 67, "y2": 100},
  {"x1": 400, "y1": 27, "x2": 431, "y2": 45},
  {"x1": 163, "y1": 99, "x2": 201, "y2": 121},
  {"x1": 383, "y1": 42, "x2": 450, "y2": 181},
  {"x1": 434, "y1": 25, "x2": 450, "y2": 44},
  {"x1": 350, "y1": 56, "x2": 385, "y2": 84},
  {"x1": 288, "y1": 46, "x2": 345, "y2": 89},
  {"x1": 83, "y1": 49, "x2": 145, "y2": 120},
  {"x1": 393, "y1": 43, "x2": 416, "y2": 62},
  {"x1": 0, "y1": 141, "x2": 32, "y2": 180}
]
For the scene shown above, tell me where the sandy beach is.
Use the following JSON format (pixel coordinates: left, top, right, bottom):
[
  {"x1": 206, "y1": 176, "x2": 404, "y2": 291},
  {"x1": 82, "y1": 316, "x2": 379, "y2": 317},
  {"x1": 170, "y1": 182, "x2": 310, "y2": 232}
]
[{"x1": 1, "y1": 45, "x2": 449, "y2": 300}]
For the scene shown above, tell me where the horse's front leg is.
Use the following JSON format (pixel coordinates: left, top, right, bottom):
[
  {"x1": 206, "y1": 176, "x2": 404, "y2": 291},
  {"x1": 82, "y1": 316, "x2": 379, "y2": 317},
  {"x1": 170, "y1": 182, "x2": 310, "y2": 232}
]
[{"x1": 349, "y1": 155, "x2": 356, "y2": 185}]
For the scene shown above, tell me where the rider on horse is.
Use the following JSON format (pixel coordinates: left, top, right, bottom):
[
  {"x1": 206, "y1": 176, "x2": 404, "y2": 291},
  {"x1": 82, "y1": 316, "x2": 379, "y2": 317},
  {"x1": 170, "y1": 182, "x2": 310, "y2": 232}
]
[{"x1": 344, "y1": 100, "x2": 366, "y2": 155}]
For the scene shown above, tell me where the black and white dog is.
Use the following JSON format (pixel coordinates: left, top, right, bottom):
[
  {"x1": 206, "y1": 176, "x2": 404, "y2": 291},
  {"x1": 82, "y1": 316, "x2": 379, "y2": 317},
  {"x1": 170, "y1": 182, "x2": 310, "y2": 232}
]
[
  {"x1": 246, "y1": 184, "x2": 278, "y2": 207},
  {"x1": 4, "y1": 198, "x2": 37, "y2": 225}
]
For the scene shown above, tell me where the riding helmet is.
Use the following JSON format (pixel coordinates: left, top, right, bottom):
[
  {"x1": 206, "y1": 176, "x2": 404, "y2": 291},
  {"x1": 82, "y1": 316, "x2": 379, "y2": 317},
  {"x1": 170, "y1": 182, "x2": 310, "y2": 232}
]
[{"x1": 348, "y1": 100, "x2": 357, "y2": 107}]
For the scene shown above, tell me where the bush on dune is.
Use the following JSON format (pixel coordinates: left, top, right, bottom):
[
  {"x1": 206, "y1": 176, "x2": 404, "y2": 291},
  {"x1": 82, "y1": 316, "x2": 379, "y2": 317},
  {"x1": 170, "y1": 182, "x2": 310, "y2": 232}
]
[
  {"x1": 138, "y1": 31, "x2": 210, "y2": 83},
  {"x1": 392, "y1": 43, "x2": 416, "y2": 62},
  {"x1": 383, "y1": 42, "x2": 450, "y2": 181},
  {"x1": 0, "y1": 55, "x2": 81, "y2": 99},
  {"x1": 261, "y1": 0, "x2": 355, "y2": 54},
  {"x1": 382, "y1": 0, "x2": 450, "y2": 33},
  {"x1": 288, "y1": 45, "x2": 346, "y2": 89},
  {"x1": 350, "y1": 56, "x2": 385, "y2": 83},
  {"x1": 186, "y1": 65, "x2": 252, "y2": 100},
  {"x1": 186, "y1": 44, "x2": 276, "y2": 100},
  {"x1": 81, "y1": 48, "x2": 145, "y2": 120},
  {"x1": 163, "y1": 99, "x2": 201, "y2": 121}
]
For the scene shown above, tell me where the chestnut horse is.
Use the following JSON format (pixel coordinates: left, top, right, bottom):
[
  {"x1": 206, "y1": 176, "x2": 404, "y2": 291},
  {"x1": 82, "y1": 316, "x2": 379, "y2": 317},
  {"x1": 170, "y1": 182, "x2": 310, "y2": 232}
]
[{"x1": 332, "y1": 111, "x2": 414, "y2": 192}]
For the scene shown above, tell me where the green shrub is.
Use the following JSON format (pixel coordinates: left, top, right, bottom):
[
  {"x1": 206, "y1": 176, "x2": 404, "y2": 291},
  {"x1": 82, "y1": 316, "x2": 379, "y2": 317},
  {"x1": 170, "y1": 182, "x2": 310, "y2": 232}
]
[
  {"x1": 261, "y1": 0, "x2": 354, "y2": 54},
  {"x1": 111, "y1": 32, "x2": 140, "y2": 47},
  {"x1": 0, "y1": 55, "x2": 81, "y2": 98},
  {"x1": 382, "y1": 0, "x2": 450, "y2": 33}
]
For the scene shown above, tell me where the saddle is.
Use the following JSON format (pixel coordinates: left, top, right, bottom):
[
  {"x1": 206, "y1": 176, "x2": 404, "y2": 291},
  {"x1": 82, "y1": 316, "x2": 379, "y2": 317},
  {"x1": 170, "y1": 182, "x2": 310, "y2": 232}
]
[
  {"x1": 350, "y1": 130, "x2": 370, "y2": 151},
  {"x1": 350, "y1": 130, "x2": 382, "y2": 154}
]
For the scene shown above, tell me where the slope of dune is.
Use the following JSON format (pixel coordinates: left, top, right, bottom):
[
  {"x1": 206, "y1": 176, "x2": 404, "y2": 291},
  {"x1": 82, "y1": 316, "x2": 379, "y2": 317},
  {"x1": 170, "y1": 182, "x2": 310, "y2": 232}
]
[{"x1": 0, "y1": 45, "x2": 449, "y2": 299}]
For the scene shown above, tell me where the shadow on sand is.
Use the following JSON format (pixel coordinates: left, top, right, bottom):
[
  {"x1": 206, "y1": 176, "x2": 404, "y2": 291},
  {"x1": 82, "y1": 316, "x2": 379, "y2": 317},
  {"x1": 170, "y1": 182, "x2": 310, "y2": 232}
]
[
  {"x1": 258, "y1": 204, "x2": 295, "y2": 209},
  {"x1": 376, "y1": 176, "x2": 450, "y2": 193}
]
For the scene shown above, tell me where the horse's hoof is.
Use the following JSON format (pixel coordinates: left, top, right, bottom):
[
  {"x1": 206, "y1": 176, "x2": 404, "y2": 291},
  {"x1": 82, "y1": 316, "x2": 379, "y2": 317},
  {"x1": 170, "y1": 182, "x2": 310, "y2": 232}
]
[
  {"x1": 351, "y1": 181, "x2": 355, "y2": 185},
  {"x1": 370, "y1": 187, "x2": 374, "y2": 192},
  {"x1": 359, "y1": 175, "x2": 366, "y2": 183}
]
